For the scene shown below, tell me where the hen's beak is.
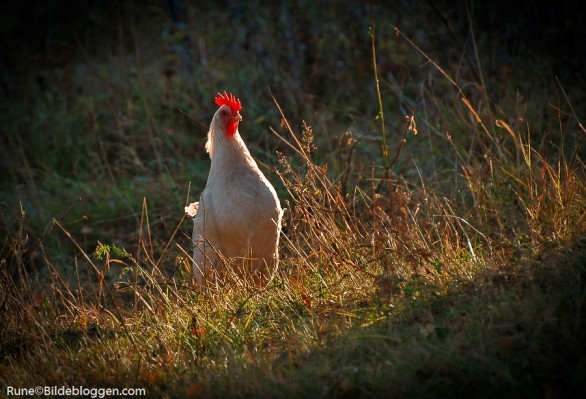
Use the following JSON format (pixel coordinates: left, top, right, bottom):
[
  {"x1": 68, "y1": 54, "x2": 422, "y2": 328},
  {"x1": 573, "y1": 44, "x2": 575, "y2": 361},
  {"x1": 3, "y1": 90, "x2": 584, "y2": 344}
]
[{"x1": 233, "y1": 112, "x2": 242, "y2": 122}]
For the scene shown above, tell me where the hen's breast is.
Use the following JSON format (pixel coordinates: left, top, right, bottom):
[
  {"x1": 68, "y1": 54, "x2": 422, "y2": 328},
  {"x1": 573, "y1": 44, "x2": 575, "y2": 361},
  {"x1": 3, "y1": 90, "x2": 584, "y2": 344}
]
[{"x1": 198, "y1": 161, "x2": 280, "y2": 251}]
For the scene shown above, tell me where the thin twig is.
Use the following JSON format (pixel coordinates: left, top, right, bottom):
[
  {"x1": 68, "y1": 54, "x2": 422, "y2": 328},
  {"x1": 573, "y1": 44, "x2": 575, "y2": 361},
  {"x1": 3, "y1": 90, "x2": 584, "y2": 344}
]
[{"x1": 369, "y1": 3, "x2": 391, "y2": 171}]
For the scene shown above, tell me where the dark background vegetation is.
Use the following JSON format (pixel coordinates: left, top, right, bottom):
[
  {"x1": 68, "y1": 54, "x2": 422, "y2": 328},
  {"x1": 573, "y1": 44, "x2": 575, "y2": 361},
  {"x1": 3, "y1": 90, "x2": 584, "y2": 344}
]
[
  {"x1": 1, "y1": 0, "x2": 584, "y2": 249},
  {"x1": 2, "y1": 0, "x2": 586, "y2": 74}
]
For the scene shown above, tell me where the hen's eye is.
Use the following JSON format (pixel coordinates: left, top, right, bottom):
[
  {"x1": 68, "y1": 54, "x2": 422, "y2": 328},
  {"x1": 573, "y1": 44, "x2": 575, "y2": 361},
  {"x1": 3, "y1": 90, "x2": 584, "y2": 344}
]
[{"x1": 221, "y1": 110, "x2": 227, "y2": 116}]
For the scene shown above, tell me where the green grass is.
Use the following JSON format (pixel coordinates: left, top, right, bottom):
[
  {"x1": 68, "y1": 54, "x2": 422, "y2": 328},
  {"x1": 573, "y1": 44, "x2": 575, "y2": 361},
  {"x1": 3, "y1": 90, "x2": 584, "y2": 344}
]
[{"x1": 1, "y1": 2, "x2": 585, "y2": 398}]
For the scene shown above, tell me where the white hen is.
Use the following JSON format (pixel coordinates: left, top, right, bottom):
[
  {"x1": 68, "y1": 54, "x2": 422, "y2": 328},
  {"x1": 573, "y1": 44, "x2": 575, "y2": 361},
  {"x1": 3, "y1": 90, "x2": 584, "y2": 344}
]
[{"x1": 185, "y1": 92, "x2": 283, "y2": 285}]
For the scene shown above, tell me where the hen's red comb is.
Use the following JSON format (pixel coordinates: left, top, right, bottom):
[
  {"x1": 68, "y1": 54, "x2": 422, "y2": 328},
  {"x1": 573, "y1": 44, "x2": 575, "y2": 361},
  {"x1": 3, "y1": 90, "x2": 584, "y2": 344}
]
[{"x1": 214, "y1": 91, "x2": 242, "y2": 114}]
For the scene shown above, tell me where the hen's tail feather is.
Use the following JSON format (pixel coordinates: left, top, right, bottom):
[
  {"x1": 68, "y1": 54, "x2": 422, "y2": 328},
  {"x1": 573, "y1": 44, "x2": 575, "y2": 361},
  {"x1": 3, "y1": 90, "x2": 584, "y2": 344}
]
[{"x1": 184, "y1": 201, "x2": 199, "y2": 217}]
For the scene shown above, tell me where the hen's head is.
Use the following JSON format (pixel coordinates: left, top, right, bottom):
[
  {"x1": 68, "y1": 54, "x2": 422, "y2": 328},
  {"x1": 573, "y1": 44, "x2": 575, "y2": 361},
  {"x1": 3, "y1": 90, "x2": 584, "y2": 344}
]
[{"x1": 214, "y1": 91, "x2": 242, "y2": 137}]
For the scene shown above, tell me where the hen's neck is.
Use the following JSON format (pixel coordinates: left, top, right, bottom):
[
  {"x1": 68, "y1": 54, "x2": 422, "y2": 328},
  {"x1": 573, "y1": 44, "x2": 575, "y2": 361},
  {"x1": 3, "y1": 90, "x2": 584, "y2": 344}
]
[{"x1": 209, "y1": 127, "x2": 257, "y2": 171}]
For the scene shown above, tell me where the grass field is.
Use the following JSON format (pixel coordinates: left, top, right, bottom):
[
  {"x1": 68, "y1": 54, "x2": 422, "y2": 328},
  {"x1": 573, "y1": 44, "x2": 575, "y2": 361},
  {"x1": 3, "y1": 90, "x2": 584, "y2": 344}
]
[{"x1": 1, "y1": 1, "x2": 585, "y2": 398}]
